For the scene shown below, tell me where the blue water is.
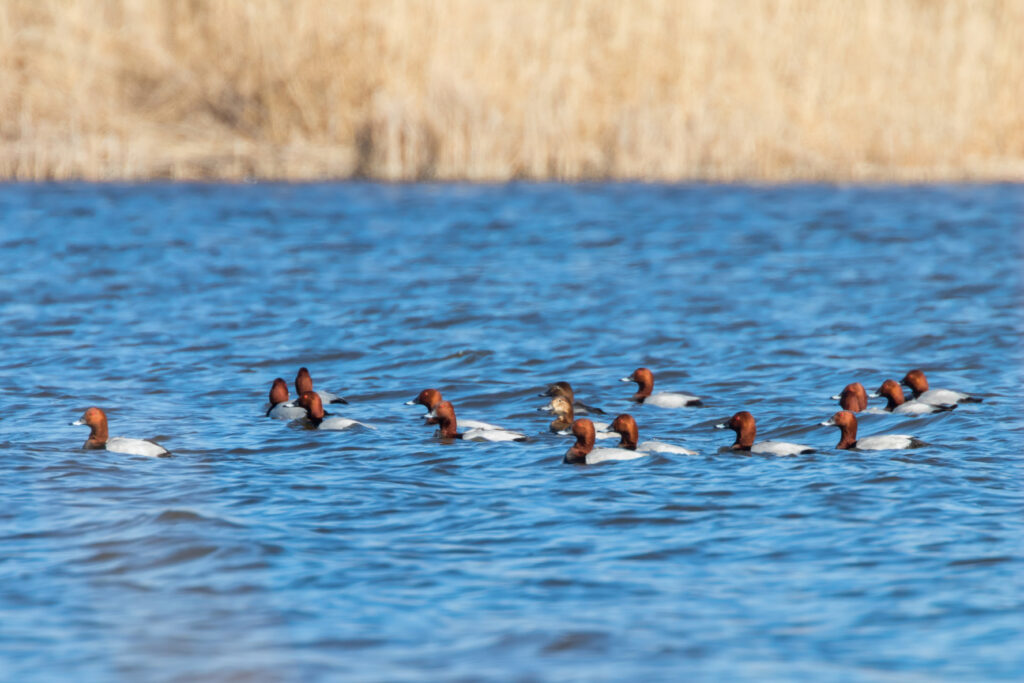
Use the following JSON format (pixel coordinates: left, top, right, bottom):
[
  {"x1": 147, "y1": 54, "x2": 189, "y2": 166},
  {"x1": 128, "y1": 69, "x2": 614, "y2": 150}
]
[{"x1": 1, "y1": 183, "x2": 1021, "y2": 681}]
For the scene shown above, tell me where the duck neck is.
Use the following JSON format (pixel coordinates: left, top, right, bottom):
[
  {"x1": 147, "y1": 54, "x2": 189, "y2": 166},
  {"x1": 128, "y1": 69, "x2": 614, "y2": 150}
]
[
  {"x1": 836, "y1": 423, "x2": 857, "y2": 449},
  {"x1": 732, "y1": 424, "x2": 755, "y2": 450},
  {"x1": 304, "y1": 401, "x2": 325, "y2": 427},
  {"x1": 565, "y1": 434, "x2": 594, "y2": 463},
  {"x1": 550, "y1": 403, "x2": 574, "y2": 432},
  {"x1": 550, "y1": 415, "x2": 572, "y2": 432},
  {"x1": 617, "y1": 425, "x2": 638, "y2": 450},
  {"x1": 84, "y1": 421, "x2": 108, "y2": 449},
  {"x1": 438, "y1": 416, "x2": 458, "y2": 439},
  {"x1": 632, "y1": 379, "x2": 653, "y2": 402}
]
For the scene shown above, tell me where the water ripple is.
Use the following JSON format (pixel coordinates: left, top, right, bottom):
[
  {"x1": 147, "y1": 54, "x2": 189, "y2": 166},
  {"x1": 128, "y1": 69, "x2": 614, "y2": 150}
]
[{"x1": 0, "y1": 182, "x2": 1021, "y2": 681}]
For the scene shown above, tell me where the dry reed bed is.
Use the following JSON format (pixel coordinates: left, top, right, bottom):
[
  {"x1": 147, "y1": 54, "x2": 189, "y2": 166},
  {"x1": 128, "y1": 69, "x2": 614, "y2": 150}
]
[{"x1": 1, "y1": 0, "x2": 1021, "y2": 181}]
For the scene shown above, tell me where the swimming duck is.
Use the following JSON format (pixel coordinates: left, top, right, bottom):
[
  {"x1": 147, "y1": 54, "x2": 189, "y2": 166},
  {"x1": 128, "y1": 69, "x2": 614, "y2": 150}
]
[
  {"x1": 71, "y1": 407, "x2": 170, "y2": 457},
  {"x1": 405, "y1": 388, "x2": 504, "y2": 431},
  {"x1": 621, "y1": 368, "x2": 702, "y2": 408},
  {"x1": 820, "y1": 410, "x2": 926, "y2": 450},
  {"x1": 607, "y1": 414, "x2": 697, "y2": 455},
  {"x1": 537, "y1": 395, "x2": 616, "y2": 437},
  {"x1": 901, "y1": 369, "x2": 980, "y2": 405},
  {"x1": 872, "y1": 379, "x2": 956, "y2": 415},
  {"x1": 715, "y1": 411, "x2": 814, "y2": 456},
  {"x1": 537, "y1": 381, "x2": 605, "y2": 415},
  {"x1": 427, "y1": 401, "x2": 527, "y2": 442},
  {"x1": 296, "y1": 392, "x2": 370, "y2": 430}
]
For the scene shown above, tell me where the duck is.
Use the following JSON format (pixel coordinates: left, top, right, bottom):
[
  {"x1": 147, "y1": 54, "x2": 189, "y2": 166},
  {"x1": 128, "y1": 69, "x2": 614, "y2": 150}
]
[
  {"x1": 295, "y1": 367, "x2": 348, "y2": 405},
  {"x1": 901, "y1": 369, "x2": 981, "y2": 405},
  {"x1": 296, "y1": 392, "x2": 370, "y2": 430},
  {"x1": 71, "y1": 407, "x2": 170, "y2": 457},
  {"x1": 404, "y1": 388, "x2": 504, "y2": 431},
  {"x1": 830, "y1": 382, "x2": 868, "y2": 412},
  {"x1": 427, "y1": 401, "x2": 527, "y2": 442},
  {"x1": 820, "y1": 410, "x2": 926, "y2": 450},
  {"x1": 537, "y1": 381, "x2": 605, "y2": 415},
  {"x1": 537, "y1": 395, "x2": 616, "y2": 438},
  {"x1": 563, "y1": 419, "x2": 647, "y2": 465},
  {"x1": 264, "y1": 378, "x2": 307, "y2": 419},
  {"x1": 872, "y1": 379, "x2": 956, "y2": 415},
  {"x1": 715, "y1": 411, "x2": 814, "y2": 456},
  {"x1": 606, "y1": 413, "x2": 697, "y2": 455},
  {"x1": 621, "y1": 367, "x2": 702, "y2": 408}
]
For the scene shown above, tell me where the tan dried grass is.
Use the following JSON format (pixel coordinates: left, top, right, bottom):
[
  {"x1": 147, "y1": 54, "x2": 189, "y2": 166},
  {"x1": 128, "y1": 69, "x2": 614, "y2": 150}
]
[{"x1": 1, "y1": 0, "x2": 1021, "y2": 181}]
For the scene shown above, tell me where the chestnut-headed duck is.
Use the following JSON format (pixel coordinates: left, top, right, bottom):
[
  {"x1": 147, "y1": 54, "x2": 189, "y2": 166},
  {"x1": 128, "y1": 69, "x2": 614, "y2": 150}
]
[
  {"x1": 872, "y1": 379, "x2": 956, "y2": 415},
  {"x1": 426, "y1": 401, "x2": 526, "y2": 442},
  {"x1": 71, "y1": 407, "x2": 169, "y2": 457},
  {"x1": 607, "y1": 414, "x2": 698, "y2": 455},
  {"x1": 265, "y1": 378, "x2": 307, "y2": 419},
  {"x1": 901, "y1": 369, "x2": 980, "y2": 405},
  {"x1": 538, "y1": 396, "x2": 616, "y2": 438},
  {"x1": 296, "y1": 392, "x2": 370, "y2": 430},
  {"x1": 537, "y1": 381, "x2": 605, "y2": 415},
  {"x1": 715, "y1": 411, "x2": 814, "y2": 456},
  {"x1": 820, "y1": 411, "x2": 926, "y2": 450},
  {"x1": 564, "y1": 419, "x2": 646, "y2": 465},
  {"x1": 404, "y1": 388, "x2": 504, "y2": 431},
  {"x1": 830, "y1": 383, "x2": 868, "y2": 412},
  {"x1": 621, "y1": 368, "x2": 702, "y2": 408},
  {"x1": 295, "y1": 367, "x2": 348, "y2": 405}
]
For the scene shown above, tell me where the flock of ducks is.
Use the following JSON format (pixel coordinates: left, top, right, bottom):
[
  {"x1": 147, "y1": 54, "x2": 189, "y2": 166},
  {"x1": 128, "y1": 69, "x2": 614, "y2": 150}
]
[{"x1": 71, "y1": 366, "x2": 980, "y2": 464}]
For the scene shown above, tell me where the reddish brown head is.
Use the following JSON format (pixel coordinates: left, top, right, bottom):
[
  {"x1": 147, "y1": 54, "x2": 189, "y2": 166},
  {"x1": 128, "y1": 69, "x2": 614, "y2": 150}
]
[
  {"x1": 295, "y1": 367, "x2": 314, "y2": 395},
  {"x1": 901, "y1": 369, "x2": 929, "y2": 398},
  {"x1": 822, "y1": 410, "x2": 858, "y2": 449},
  {"x1": 876, "y1": 379, "x2": 906, "y2": 410},
  {"x1": 72, "y1": 406, "x2": 110, "y2": 449},
  {"x1": 608, "y1": 414, "x2": 639, "y2": 450},
  {"x1": 297, "y1": 391, "x2": 325, "y2": 423},
  {"x1": 565, "y1": 418, "x2": 596, "y2": 463},
  {"x1": 269, "y1": 378, "x2": 290, "y2": 405},
  {"x1": 623, "y1": 367, "x2": 654, "y2": 401},
  {"x1": 837, "y1": 382, "x2": 868, "y2": 412},
  {"x1": 429, "y1": 400, "x2": 458, "y2": 439},
  {"x1": 717, "y1": 411, "x2": 757, "y2": 450},
  {"x1": 410, "y1": 388, "x2": 443, "y2": 410}
]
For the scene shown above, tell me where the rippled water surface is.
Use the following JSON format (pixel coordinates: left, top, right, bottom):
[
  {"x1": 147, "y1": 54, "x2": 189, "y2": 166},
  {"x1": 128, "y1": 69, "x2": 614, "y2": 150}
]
[{"x1": 1, "y1": 183, "x2": 1022, "y2": 681}]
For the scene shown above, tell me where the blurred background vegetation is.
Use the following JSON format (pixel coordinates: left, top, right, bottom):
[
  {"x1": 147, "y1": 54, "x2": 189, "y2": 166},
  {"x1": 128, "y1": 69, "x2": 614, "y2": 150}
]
[{"x1": 1, "y1": 0, "x2": 1021, "y2": 181}]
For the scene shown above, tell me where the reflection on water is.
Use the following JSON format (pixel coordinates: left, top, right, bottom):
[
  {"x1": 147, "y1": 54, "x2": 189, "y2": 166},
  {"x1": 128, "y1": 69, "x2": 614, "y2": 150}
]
[{"x1": 0, "y1": 183, "x2": 1021, "y2": 680}]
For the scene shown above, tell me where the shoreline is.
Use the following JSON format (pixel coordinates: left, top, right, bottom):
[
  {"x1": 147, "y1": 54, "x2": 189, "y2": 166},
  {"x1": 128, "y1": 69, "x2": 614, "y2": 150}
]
[{"x1": 3, "y1": 1, "x2": 1021, "y2": 183}]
